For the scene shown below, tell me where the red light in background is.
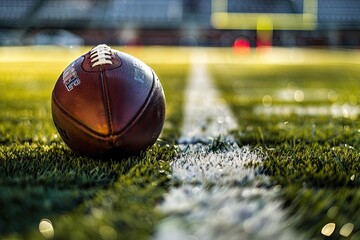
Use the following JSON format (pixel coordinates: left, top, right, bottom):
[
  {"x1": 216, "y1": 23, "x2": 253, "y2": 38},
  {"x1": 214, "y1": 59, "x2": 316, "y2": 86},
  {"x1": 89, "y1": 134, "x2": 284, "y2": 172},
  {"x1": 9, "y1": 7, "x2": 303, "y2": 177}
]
[{"x1": 233, "y1": 38, "x2": 251, "y2": 55}]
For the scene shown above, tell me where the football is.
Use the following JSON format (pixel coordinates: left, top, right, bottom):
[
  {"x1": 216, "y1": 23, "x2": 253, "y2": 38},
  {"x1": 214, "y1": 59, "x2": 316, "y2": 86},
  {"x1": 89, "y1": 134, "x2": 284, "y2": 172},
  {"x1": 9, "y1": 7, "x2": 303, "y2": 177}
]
[{"x1": 51, "y1": 44, "x2": 166, "y2": 158}]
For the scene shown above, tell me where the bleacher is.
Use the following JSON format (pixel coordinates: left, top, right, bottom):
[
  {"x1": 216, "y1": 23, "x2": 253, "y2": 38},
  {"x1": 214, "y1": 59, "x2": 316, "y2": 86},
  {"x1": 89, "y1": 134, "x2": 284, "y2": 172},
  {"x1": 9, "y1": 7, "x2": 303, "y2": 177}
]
[
  {"x1": 34, "y1": 0, "x2": 93, "y2": 27},
  {"x1": 317, "y1": 0, "x2": 360, "y2": 29},
  {"x1": 0, "y1": 0, "x2": 184, "y2": 29},
  {"x1": 0, "y1": 0, "x2": 35, "y2": 26},
  {"x1": 104, "y1": 0, "x2": 183, "y2": 27},
  {"x1": 1, "y1": 0, "x2": 360, "y2": 29},
  {"x1": 0, "y1": 0, "x2": 359, "y2": 46}
]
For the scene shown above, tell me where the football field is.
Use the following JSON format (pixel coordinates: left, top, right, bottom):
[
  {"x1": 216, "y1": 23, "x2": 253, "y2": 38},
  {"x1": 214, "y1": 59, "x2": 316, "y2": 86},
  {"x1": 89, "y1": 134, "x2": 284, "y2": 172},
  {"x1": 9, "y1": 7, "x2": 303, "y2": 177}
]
[{"x1": 1, "y1": 46, "x2": 360, "y2": 239}]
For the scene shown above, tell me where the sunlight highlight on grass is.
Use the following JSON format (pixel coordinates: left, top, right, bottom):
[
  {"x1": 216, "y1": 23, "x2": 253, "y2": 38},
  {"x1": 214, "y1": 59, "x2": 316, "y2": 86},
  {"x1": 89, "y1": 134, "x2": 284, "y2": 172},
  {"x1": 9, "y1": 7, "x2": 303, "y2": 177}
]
[
  {"x1": 0, "y1": 46, "x2": 190, "y2": 82},
  {"x1": 0, "y1": 46, "x2": 188, "y2": 239},
  {"x1": 211, "y1": 48, "x2": 360, "y2": 239}
]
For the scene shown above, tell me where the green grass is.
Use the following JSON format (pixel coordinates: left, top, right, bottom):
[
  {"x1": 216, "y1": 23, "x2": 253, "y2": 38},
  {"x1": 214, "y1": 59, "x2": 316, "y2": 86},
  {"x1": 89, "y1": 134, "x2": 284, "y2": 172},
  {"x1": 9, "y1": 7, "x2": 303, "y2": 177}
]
[
  {"x1": 0, "y1": 47, "x2": 188, "y2": 239},
  {"x1": 3, "y1": 46, "x2": 360, "y2": 239},
  {"x1": 210, "y1": 50, "x2": 360, "y2": 239},
  {"x1": 150, "y1": 63, "x2": 188, "y2": 142}
]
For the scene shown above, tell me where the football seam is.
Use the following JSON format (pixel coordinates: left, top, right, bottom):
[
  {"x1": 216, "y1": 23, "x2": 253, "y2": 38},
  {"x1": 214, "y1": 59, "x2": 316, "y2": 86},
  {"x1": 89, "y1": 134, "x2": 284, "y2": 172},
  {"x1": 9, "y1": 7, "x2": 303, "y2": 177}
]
[
  {"x1": 52, "y1": 92, "x2": 111, "y2": 139},
  {"x1": 51, "y1": 70, "x2": 157, "y2": 140},
  {"x1": 108, "y1": 69, "x2": 157, "y2": 140},
  {"x1": 100, "y1": 69, "x2": 114, "y2": 134}
]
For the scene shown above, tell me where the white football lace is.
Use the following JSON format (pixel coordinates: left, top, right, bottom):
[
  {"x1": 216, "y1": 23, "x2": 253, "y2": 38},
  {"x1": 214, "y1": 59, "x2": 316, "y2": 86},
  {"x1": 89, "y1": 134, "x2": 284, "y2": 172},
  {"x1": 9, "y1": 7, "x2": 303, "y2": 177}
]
[{"x1": 90, "y1": 44, "x2": 113, "y2": 67}]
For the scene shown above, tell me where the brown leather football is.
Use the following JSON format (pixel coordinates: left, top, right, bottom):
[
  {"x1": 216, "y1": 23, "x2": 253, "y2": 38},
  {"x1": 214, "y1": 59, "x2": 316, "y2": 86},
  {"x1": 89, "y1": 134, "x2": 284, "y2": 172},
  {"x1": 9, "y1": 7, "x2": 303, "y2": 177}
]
[{"x1": 51, "y1": 44, "x2": 166, "y2": 158}]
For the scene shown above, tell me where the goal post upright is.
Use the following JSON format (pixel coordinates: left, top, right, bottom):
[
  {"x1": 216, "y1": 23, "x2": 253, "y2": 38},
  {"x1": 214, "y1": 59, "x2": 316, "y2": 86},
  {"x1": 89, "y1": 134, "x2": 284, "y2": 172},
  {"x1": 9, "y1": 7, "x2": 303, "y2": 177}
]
[{"x1": 211, "y1": 0, "x2": 318, "y2": 48}]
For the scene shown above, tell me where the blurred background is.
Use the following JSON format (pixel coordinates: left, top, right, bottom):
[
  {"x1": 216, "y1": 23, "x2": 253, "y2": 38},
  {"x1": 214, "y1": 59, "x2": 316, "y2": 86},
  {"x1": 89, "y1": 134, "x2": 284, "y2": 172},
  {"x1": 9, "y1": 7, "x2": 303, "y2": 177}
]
[{"x1": 0, "y1": 0, "x2": 360, "y2": 48}]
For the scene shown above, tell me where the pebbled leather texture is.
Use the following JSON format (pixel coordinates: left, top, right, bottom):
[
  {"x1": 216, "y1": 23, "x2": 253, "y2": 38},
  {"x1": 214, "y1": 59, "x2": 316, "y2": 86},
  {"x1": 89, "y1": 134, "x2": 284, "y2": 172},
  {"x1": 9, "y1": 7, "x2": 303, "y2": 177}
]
[{"x1": 51, "y1": 45, "x2": 165, "y2": 158}]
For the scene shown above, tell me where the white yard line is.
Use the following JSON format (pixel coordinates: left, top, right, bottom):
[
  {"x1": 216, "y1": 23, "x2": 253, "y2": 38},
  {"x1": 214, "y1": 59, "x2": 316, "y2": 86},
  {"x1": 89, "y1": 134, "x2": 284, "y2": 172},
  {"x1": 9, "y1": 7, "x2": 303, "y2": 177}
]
[
  {"x1": 178, "y1": 51, "x2": 238, "y2": 144},
  {"x1": 154, "y1": 51, "x2": 298, "y2": 240}
]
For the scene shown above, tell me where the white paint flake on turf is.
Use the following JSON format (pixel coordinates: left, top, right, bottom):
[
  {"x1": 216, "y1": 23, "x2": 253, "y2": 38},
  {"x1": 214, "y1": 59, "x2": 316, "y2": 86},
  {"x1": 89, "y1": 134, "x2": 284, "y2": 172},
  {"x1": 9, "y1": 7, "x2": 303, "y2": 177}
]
[{"x1": 154, "y1": 52, "x2": 298, "y2": 240}]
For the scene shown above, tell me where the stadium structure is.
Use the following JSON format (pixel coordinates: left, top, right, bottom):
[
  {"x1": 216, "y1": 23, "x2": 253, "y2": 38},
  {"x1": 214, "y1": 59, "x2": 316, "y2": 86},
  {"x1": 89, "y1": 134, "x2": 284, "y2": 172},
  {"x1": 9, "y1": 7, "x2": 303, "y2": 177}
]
[{"x1": 0, "y1": 0, "x2": 360, "y2": 47}]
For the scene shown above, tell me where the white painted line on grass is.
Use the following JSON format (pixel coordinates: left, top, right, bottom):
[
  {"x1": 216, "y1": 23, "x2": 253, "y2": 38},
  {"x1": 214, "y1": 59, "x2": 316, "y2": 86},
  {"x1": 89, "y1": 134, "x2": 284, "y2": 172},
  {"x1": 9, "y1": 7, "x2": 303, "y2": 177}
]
[
  {"x1": 178, "y1": 51, "x2": 238, "y2": 144},
  {"x1": 154, "y1": 51, "x2": 299, "y2": 240}
]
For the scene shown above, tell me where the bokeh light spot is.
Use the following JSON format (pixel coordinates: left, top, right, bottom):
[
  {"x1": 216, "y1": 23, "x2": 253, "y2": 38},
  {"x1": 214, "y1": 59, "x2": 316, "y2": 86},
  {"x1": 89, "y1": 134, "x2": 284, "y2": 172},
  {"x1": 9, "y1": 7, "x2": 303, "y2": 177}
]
[
  {"x1": 340, "y1": 223, "x2": 354, "y2": 237},
  {"x1": 39, "y1": 219, "x2": 54, "y2": 239},
  {"x1": 321, "y1": 223, "x2": 336, "y2": 237},
  {"x1": 350, "y1": 174, "x2": 356, "y2": 181},
  {"x1": 233, "y1": 37, "x2": 251, "y2": 55},
  {"x1": 262, "y1": 95, "x2": 273, "y2": 107},
  {"x1": 294, "y1": 90, "x2": 304, "y2": 102}
]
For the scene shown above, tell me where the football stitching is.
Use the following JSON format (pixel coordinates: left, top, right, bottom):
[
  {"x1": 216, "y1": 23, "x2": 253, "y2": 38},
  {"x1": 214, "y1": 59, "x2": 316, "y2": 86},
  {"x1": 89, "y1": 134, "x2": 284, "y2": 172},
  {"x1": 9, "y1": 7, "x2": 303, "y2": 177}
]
[{"x1": 90, "y1": 44, "x2": 113, "y2": 67}]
